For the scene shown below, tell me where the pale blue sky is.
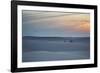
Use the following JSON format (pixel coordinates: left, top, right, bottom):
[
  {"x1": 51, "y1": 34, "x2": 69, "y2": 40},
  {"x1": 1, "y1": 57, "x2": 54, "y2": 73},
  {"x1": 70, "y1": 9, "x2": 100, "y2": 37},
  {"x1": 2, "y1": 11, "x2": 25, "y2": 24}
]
[{"x1": 22, "y1": 10, "x2": 90, "y2": 37}]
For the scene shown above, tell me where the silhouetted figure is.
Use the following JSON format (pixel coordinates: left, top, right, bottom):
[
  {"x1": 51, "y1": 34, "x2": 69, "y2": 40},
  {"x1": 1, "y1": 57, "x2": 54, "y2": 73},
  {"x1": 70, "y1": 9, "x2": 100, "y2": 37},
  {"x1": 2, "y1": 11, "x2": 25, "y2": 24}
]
[
  {"x1": 70, "y1": 40, "x2": 72, "y2": 43},
  {"x1": 64, "y1": 40, "x2": 66, "y2": 42},
  {"x1": 64, "y1": 39, "x2": 73, "y2": 43}
]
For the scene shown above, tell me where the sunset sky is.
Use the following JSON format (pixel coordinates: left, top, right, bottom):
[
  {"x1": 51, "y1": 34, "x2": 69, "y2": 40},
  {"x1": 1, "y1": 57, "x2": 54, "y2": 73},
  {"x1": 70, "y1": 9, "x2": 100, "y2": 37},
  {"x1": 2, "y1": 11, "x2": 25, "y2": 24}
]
[{"x1": 22, "y1": 10, "x2": 90, "y2": 37}]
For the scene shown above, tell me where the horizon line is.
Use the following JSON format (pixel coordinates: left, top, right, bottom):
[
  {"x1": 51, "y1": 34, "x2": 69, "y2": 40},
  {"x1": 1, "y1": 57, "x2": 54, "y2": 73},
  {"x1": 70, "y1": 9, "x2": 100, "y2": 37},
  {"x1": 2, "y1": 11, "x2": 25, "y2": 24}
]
[{"x1": 23, "y1": 36, "x2": 90, "y2": 37}]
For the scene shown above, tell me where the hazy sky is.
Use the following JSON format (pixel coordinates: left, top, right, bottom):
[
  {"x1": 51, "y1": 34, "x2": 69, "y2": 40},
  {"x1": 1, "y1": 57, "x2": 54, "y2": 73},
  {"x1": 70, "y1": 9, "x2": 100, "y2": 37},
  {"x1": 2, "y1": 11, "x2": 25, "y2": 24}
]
[{"x1": 22, "y1": 10, "x2": 90, "y2": 37}]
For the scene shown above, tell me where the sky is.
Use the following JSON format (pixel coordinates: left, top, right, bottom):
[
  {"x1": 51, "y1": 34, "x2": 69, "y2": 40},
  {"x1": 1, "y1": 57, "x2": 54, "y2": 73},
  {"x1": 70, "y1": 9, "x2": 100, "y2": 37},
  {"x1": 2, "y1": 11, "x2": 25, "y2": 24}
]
[{"x1": 22, "y1": 10, "x2": 90, "y2": 37}]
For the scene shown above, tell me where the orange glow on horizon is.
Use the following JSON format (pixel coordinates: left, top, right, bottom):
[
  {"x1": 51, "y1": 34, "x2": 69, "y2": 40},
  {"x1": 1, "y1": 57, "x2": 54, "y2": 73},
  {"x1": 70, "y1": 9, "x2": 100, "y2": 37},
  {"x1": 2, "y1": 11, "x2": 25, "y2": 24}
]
[
  {"x1": 55, "y1": 14, "x2": 90, "y2": 33},
  {"x1": 74, "y1": 21, "x2": 90, "y2": 32}
]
